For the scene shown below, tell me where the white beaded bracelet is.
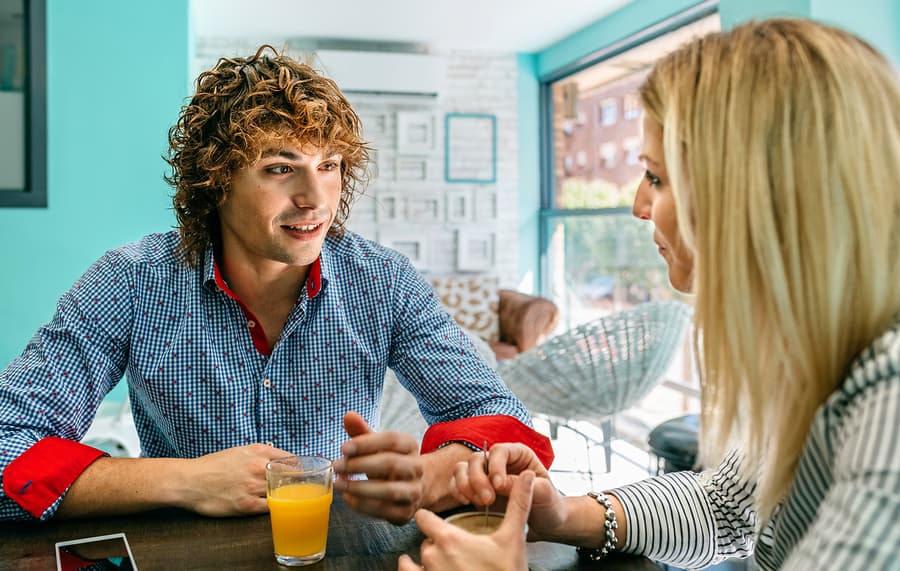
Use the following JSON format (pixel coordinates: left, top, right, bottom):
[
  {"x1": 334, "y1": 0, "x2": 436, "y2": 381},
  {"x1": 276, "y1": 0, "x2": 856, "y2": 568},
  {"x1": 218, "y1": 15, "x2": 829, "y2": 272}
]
[{"x1": 576, "y1": 491, "x2": 618, "y2": 561}]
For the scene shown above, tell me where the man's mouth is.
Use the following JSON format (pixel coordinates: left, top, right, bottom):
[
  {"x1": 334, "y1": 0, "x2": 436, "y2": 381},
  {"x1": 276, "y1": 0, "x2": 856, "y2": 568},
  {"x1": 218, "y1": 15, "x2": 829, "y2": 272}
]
[{"x1": 282, "y1": 223, "x2": 323, "y2": 233}]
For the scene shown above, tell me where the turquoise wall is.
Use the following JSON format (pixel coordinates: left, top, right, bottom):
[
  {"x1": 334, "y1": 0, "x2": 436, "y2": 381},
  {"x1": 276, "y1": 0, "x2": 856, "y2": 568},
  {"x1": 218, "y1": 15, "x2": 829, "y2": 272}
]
[
  {"x1": 0, "y1": 1, "x2": 189, "y2": 391},
  {"x1": 808, "y1": 0, "x2": 900, "y2": 62},
  {"x1": 517, "y1": 0, "x2": 900, "y2": 286}
]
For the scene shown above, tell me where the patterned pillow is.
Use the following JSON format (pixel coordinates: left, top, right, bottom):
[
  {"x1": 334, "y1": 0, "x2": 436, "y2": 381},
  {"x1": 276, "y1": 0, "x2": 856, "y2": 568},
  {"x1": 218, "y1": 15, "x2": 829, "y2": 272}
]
[{"x1": 429, "y1": 275, "x2": 501, "y2": 343}]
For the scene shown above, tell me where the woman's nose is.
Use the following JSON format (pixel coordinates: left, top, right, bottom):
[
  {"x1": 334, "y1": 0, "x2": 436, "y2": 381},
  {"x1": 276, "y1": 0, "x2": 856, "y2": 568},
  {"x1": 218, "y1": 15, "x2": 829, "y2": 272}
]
[{"x1": 632, "y1": 178, "x2": 652, "y2": 220}]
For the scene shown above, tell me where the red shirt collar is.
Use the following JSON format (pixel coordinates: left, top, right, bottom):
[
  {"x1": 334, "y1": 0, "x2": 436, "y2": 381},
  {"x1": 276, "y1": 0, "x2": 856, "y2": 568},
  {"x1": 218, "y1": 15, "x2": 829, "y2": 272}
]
[{"x1": 212, "y1": 257, "x2": 323, "y2": 300}]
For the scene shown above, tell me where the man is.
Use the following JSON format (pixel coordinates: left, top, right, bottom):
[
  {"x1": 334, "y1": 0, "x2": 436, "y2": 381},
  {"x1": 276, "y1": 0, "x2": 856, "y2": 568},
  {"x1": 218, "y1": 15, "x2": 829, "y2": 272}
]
[{"x1": 0, "y1": 46, "x2": 553, "y2": 523}]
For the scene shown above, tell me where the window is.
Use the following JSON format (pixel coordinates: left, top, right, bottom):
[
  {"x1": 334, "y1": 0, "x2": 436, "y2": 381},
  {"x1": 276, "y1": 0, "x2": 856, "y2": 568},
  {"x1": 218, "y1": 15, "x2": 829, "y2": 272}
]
[
  {"x1": 598, "y1": 98, "x2": 618, "y2": 126},
  {"x1": 543, "y1": 10, "x2": 722, "y2": 313},
  {"x1": 623, "y1": 137, "x2": 641, "y2": 166},
  {"x1": 599, "y1": 142, "x2": 617, "y2": 169},
  {"x1": 623, "y1": 93, "x2": 641, "y2": 120},
  {"x1": 0, "y1": 0, "x2": 46, "y2": 207},
  {"x1": 575, "y1": 150, "x2": 588, "y2": 169},
  {"x1": 539, "y1": 10, "x2": 722, "y2": 442}
]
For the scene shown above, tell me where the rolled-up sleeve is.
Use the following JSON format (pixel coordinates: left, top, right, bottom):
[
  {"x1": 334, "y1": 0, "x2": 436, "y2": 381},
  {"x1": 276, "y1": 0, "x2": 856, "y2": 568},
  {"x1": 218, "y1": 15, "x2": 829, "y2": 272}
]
[{"x1": 0, "y1": 251, "x2": 132, "y2": 520}]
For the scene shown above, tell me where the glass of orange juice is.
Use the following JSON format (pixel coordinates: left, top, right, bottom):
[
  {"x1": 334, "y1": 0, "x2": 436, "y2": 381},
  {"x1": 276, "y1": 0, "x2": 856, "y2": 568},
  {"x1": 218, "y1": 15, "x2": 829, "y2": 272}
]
[{"x1": 266, "y1": 455, "x2": 334, "y2": 566}]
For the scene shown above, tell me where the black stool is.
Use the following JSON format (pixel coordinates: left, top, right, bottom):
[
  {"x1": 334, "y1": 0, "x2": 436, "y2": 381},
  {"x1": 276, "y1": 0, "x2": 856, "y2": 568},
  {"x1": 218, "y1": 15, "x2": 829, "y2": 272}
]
[{"x1": 648, "y1": 413, "x2": 699, "y2": 475}]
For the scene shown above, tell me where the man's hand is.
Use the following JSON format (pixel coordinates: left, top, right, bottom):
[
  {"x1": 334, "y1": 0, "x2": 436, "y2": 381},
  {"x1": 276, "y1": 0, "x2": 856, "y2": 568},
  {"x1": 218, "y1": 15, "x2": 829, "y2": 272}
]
[
  {"x1": 177, "y1": 443, "x2": 294, "y2": 516},
  {"x1": 333, "y1": 411, "x2": 425, "y2": 524},
  {"x1": 397, "y1": 470, "x2": 535, "y2": 571},
  {"x1": 57, "y1": 443, "x2": 293, "y2": 519}
]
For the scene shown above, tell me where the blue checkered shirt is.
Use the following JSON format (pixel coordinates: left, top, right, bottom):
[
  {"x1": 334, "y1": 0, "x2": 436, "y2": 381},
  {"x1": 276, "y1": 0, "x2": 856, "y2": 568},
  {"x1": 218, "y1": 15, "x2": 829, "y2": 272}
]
[{"x1": 0, "y1": 230, "x2": 532, "y2": 520}]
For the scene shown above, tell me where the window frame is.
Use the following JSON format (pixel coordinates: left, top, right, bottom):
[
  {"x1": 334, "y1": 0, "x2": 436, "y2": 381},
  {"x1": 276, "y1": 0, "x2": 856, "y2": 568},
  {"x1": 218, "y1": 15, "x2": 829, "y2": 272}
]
[
  {"x1": 0, "y1": 0, "x2": 46, "y2": 207},
  {"x1": 537, "y1": 0, "x2": 719, "y2": 297}
]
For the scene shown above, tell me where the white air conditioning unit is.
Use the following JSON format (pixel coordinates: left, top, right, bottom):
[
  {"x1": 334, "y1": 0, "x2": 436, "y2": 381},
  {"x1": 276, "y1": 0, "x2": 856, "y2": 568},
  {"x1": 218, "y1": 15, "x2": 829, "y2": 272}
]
[{"x1": 314, "y1": 49, "x2": 445, "y2": 97}]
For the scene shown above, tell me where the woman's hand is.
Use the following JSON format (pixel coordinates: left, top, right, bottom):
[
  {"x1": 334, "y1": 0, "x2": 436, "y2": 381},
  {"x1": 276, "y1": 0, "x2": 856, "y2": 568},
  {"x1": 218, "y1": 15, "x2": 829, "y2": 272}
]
[
  {"x1": 449, "y1": 442, "x2": 569, "y2": 542},
  {"x1": 397, "y1": 471, "x2": 535, "y2": 571},
  {"x1": 450, "y1": 442, "x2": 548, "y2": 507}
]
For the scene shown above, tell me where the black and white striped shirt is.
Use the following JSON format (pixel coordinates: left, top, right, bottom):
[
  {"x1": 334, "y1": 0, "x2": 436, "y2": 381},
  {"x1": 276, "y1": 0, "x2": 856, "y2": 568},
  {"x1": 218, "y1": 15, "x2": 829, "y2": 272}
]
[{"x1": 611, "y1": 320, "x2": 900, "y2": 570}]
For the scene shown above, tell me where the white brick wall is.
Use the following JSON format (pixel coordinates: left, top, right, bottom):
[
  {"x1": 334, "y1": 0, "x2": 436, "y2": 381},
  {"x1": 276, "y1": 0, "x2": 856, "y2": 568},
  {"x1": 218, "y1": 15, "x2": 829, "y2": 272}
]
[{"x1": 193, "y1": 40, "x2": 520, "y2": 288}]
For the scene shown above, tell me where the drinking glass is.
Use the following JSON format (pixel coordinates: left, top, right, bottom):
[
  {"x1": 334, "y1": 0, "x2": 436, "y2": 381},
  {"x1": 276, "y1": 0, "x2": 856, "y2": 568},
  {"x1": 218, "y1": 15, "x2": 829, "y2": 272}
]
[{"x1": 266, "y1": 455, "x2": 334, "y2": 566}]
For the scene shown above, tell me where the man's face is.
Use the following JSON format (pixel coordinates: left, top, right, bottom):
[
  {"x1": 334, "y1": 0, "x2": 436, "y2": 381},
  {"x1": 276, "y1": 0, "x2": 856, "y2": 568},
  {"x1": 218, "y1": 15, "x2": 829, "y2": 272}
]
[{"x1": 218, "y1": 141, "x2": 343, "y2": 271}]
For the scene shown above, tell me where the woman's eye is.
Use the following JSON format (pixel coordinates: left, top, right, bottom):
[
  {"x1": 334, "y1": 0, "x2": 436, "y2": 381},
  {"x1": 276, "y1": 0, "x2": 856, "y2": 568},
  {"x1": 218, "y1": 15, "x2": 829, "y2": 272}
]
[{"x1": 644, "y1": 170, "x2": 661, "y2": 187}]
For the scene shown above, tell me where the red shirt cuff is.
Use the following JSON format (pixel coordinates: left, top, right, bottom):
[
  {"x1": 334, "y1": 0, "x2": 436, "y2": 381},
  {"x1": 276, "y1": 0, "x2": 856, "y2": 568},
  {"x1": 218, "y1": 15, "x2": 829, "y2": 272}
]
[
  {"x1": 421, "y1": 415, "x2": 554, "y2": 468},
  {"x1": 3, "y1": 437, "x2": 108, "y2": 519}
]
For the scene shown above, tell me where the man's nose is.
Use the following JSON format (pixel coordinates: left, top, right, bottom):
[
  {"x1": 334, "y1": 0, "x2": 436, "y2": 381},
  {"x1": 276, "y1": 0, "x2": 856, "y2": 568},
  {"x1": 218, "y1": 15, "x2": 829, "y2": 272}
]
[
  {"x1": 291, "y1": 169, "x2": 328, "y2": 208},
  {"x1": 632, "y1": 178, "x2": 652, "y2": 220}
]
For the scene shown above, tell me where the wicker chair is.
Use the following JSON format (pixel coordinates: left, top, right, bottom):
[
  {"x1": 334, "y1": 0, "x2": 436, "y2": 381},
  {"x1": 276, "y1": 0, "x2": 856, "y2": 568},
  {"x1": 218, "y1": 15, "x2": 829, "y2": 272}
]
[{"x1": 498, "y1": 300, "x2": 692, "y2": 473}]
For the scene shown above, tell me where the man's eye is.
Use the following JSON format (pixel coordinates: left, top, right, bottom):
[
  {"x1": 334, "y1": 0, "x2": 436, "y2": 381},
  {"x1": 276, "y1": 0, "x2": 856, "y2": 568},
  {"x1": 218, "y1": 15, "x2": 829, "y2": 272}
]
[
  {"x1": 268, "y1": 165, "x2": 292, "y2": 175},
  {"x1": 321, "y1": 162, "x2": 339, "y2": 171}
]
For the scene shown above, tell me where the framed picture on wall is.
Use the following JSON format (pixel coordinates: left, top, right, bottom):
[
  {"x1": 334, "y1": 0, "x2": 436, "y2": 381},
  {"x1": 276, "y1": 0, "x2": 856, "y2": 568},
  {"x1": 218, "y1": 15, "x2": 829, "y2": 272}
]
[
  {"x1": 379, "y1": 231, "x2": 430, "y2": 270},
  {"x1": 445, "y1": 113, "x2": 496, "y2": 184},
  {"x1": 360, "y1": 111, "x2": 388, "y2": 138},
  {"x1": 445, "y1": 189, "x2": 472, "y2": 223},
  {"x1": 375, "y1": 192, "x2": 406, "y2": 223},
  {"x1": 407, "y1": 193, "x2": 444, "y2": 223},
  {"x1": 396, "y1": 111, "x2": 435, "y2": 155},
  {"x1": 456, "y1": 230, "x2": 495, "y2": 272},
  {"x1": 395, "y1": 156, "x2": 428, "y2": 181},
  {"x1": 367, "y1": 149, "x2": 384, "y2": 182},
  {"x1": 476, "y1": 190, "x2": 498, "y2": 221}
]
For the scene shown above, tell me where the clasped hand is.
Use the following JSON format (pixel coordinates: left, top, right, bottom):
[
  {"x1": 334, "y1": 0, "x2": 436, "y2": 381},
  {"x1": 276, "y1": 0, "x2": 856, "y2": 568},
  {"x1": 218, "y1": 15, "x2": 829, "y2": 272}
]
[
  {"x1": 449, "y1": 442, "x2": 565, "y2": 542},
  {"x1": 333, "y1": 411, "x2": 425, "y2": 524},
  {"x1": 398, "y1": 443, "x2": 566, "y2": 571}
]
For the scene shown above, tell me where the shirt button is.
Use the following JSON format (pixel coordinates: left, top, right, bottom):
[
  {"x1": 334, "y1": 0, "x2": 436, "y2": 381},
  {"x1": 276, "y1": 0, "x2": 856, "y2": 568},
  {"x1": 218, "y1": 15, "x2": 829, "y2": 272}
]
[
  {"x1": 265, "y1": 441, "x2": 274, "y2": 447},
  {"x1": 263, "y1": 378, "x2": 271, "y2": 388},
  {"x1": 247, "y1": 320, "x2": 256, "y2": 328}
]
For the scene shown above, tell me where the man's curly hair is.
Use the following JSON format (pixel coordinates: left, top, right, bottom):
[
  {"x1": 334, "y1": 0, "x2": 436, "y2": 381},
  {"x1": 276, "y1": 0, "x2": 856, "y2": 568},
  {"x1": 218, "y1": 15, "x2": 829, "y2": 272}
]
[{"x1": 166, "y1": 45, "x2": 370, "y2": 268}]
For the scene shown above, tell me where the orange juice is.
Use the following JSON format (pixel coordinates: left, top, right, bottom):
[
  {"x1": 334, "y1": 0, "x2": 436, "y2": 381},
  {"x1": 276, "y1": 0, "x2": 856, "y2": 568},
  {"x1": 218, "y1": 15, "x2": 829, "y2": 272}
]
[{"x1": 267, "y1": 483, "x2": 333, "y2": 557}]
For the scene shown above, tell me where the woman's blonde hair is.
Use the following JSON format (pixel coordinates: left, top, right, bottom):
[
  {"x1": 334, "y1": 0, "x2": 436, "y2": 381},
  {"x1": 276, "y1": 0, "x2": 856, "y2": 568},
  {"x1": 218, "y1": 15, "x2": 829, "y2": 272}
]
[{"x1": 640, "y1": 19, "x2": 900, "y2": 521}]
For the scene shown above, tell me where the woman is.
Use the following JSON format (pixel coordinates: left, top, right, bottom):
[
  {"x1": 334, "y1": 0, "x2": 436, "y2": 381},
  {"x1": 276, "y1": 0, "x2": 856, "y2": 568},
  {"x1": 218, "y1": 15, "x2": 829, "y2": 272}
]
[{"x1": 399, "y1": 18, "x2": 900, "y2": 571}]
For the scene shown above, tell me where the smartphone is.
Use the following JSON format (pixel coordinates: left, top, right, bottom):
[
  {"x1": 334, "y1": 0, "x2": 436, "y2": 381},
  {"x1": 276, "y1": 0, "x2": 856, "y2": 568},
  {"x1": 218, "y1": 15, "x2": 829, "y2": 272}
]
[{"x1": 55, "y1": 532, "x2": 138, "y2": 571}]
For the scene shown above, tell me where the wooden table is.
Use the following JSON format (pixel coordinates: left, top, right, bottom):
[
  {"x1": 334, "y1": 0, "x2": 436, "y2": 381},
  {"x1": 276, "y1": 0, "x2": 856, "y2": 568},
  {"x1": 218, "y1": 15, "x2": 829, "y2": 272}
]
[{"x1": 1, "y1": 497, "x2": 662, "y2": 570}]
